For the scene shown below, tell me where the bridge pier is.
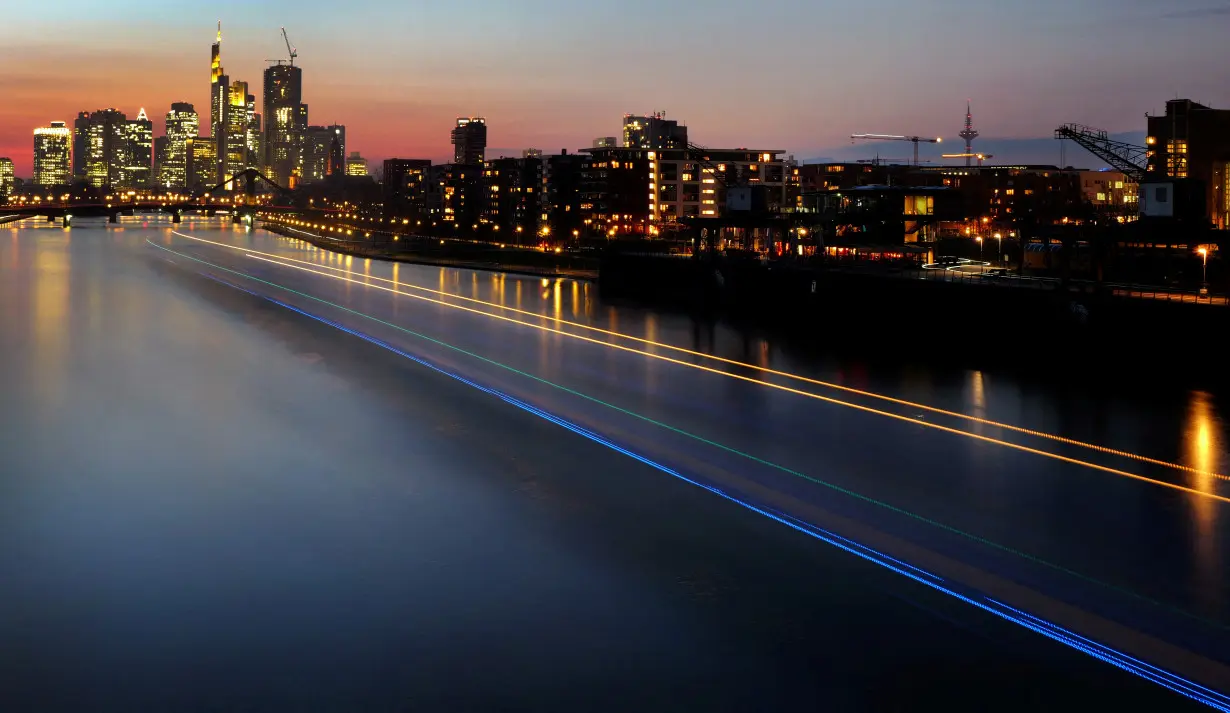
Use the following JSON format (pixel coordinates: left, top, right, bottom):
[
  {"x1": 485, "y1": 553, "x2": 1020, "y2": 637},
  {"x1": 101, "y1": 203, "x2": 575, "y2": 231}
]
[
  {"x1": 46, "y1": 214, "x2": 55, "y2": 223},
  {"x1": 108, "y1": 212, "x2": 118, "y2": 224},
  {"x1": 172, "y1": 211, "x2": 182, "y2": 224}
]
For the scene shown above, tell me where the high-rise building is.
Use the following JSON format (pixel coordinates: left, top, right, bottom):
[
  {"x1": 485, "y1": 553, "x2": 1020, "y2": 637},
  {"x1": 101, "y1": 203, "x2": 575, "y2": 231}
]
[
  {"x1": 75, "y1": 109, "x2": 125, "y2": 187},
  {"x1": 622, "y1": 112, "x2": 688, "y2": 150},
  {"x1": 33, "y1": 121, "x2": 72, "y2": 186},
  {"x1": 72, "y1": 112, "x2": 91, "y2": 180},
  {"x1": 483, "y1": 156, "x2": 543, "y2": 238},
  {"x1": 452, "y1": 118, "x2": 487, "y2": 165},
  {"x1": 328, "y1": 125, "x2": 346, "y2": 176},
  {"x1": 302, "y1": 126, "x2": 333, "y2": 183},
  {"x1": 117, "y1": 108, "x2": 154, "y2": 189},
  {"x1": 0, "y1": 157, "x2": 15, "y2": 198},
  {"x1": 187, "y1": 135, "x2": 217, "y2": 190},
  {"x1": 220, "y1": 80, "x2": 253, "y2": 181},
  {"x1": 345, "y1": 151, "x2": 368, "y2": 177},
  {"x1": 262, "y1": 63, "x2": 305, "y2": 186},
  {"x1": 153, "y1": 136, "x2": 169, "y2": 187},
  {"x1": 161, "y1": 102, "x2": 199, "y2": 189},
  {"x1": 210, "y1": 22, "x2": 225, "y2": 144}
]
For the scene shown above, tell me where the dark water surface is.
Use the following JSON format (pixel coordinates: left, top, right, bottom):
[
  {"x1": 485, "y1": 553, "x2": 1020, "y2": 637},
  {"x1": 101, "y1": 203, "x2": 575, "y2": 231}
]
[{"x1": 1, "y1": 217, "x2": 1226, "y2": 711}]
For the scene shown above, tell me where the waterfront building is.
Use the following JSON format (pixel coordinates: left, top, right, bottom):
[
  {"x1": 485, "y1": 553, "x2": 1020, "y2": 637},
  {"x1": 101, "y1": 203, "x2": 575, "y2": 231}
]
[
  {"x1": 1146, "y1": 99, "x2": 1230, "y2": 229},
  {"x1": 161, "y1": 102, "x2": 199, "y2": 189},
  {"x1": 382, "y1": 158, "x2": 432, "y2": 220},
  {"x1": 33, "y1": 121, "x2": 72, "y2": 186},
  {"x1": 451, "y1": 118, "x2": 487, "y2": 165},
  {"x1": 262, "y1": 63, "x2": 305, "y2": 186},
  {"x1": 483, "y1": 155, "x2": 543, "y2": 238},
  {"x1": 0, "y1": 157, "x2": 14, "y2": 198},
  {"x1": 432, "y1": 163, "x2": 483, "y2": 229}
]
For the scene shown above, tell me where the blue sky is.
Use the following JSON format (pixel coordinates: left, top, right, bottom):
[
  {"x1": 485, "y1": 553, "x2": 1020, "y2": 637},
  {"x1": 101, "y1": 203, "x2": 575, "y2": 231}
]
[{"x1": 2, "y1": 0, "x2": 1228, "y2": 173}]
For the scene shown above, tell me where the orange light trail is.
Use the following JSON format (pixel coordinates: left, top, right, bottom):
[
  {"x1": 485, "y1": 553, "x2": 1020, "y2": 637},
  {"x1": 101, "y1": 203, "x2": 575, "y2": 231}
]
[
  {"x1": 171, "y1": 229, "x2": 1228, "y2": 486},
  {"x1": 227, "y1": 248, "x2": 1230, "y2": 506}
]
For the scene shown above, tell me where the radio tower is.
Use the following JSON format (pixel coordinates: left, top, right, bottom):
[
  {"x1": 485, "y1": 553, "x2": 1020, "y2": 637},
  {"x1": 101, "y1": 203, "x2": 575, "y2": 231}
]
[{"x1": 958, "y1": 101, "x2": 979, "y2": 166}]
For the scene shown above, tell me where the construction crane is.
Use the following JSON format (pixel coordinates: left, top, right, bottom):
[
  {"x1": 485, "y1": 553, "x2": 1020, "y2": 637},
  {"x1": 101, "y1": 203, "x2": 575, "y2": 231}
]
[
  {"x1": 850, "y1": 134, "x2": 942, "y2": 166},
  {"x1": 942, "y1": 152, "x2": 993, "y2": 167},
  {"x1": 266, "y1": 28, "x2": 298, "y2": 66},
  {"x1": 1053, "y1": 124, "x2": 1145, "y2": 182},
  {"x1": 281, "y1": 27, "x2": 297, "y2": 66}
]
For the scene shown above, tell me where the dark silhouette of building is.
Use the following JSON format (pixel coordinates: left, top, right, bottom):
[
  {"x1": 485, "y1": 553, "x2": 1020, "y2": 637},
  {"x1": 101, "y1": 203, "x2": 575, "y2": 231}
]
[
  {"x1": 483, "y1": 156, "x2": 543, "y2": 240},
  {"x1": 328, "y1": 126, "x2": 345, "y2": 176},
  {"x1": 262, "y1": 63, "x2": 305, "y2": 186},
  {"x1": 383, "y1": 158, "x2": 432, "y2": 220},
  {"x1": 622, "y1": 112, "x2": 688, "y2": 149},
  {"x1": 544, "y1": 150, "x2": 585, "y2": 240},
  {"x1": 451, "y1": 118, "x2": 487, "y2": 165},
  {"x1": 431, "y1": 163, "x2": 483, "y2": 231},
  {"x1": 1146, "y1": 99, "x2": 1230, "y2": 229},
  {"x1": 581, "y1": 147, "x2": 652, "y2": 236}
]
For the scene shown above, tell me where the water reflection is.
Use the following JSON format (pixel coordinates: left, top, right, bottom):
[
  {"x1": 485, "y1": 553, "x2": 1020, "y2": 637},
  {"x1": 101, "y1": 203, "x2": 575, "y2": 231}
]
[
  {"x1": 1185, "y1": 391, "x2": 1222, "y2": 609},
  {"x1": 33, "y1": 240, "x2": 71, "y2": 417}
]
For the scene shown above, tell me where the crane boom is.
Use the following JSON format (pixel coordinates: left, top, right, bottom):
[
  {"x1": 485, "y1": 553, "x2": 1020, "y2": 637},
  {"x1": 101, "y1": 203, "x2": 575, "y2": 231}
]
[
  {"x1": 850, "y1": 134, "x2": 943, "y2": 166},
  {"x1": 281, "y1": 27, "x2": 297, "y2": 66},
  {"x1": 1053, "y1": 124, "x2": 1145, "y2": 182}
]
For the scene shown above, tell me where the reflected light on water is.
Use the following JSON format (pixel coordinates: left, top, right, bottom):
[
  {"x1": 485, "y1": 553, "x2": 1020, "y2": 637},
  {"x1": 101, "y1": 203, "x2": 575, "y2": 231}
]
[{"x1": 1185, "y1": 390, "x2": 1222, "y2": 609}]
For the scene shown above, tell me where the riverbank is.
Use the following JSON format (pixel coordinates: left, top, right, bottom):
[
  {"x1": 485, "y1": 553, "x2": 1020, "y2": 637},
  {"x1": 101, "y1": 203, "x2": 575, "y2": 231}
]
[
  {"x1": 259, "y1": 221, "x2": 598, "y2": 280},
  {"x1": 599, "y1": 251, "x2": 1230, "y2": 387}
]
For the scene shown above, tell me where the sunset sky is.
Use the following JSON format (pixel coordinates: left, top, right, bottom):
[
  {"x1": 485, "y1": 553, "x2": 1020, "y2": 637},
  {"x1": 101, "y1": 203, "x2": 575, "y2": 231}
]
[{"x1": 2, "y1": 0, "x2": 1228, "y2": 176}]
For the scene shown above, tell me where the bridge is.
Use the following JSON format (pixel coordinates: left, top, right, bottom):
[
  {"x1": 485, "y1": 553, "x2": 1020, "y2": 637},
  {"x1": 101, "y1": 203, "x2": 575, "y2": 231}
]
[{"x1": 2, "y1": 168, "x2": 307, "y2": 226}]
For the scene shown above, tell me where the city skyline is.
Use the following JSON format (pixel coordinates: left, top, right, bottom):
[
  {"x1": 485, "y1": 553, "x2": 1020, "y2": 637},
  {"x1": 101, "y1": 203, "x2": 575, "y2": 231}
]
[{"x1": 2, "y1": 1, "x2": 1228, "y2": 176}]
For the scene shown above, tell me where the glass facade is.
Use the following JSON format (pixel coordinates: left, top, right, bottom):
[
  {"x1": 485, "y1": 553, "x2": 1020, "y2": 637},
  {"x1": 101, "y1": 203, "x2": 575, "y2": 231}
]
[
  {"x1": 0, "y1": 157, "x2": 14, "y2": 198},
  {"x1": 161, "y1": 103, "x2": 199, "y2": 189},
  {"x1": 33, "y1": 122, "x2": 72, "y2": 186},
  {"x1": 262, "y1": 64, "x2": 304, "y2": 186}
]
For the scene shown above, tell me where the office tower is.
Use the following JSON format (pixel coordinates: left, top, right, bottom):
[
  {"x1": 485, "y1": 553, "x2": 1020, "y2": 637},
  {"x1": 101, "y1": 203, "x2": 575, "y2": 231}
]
[
  {"x1": 622, "y1": 112, "x2": 688, "y2": 149},
  {"x1": 72, "y1": 112, "x2": 91, "y2": 179},
  {"x1": 219, "y1": 80, "x2": 253, "y2": 180},
  {"x1": 345, "y1": 151, "x2": 367, "y2": 177},
  {"x1": 211, "y1": 23, "x2": 225, "y2": 145},
  {"x1": 262, "y1": 63, "x2": 304, "y2": 185},
  {"x1": 302, "y1": 126, "x2": 333, "y2": 182},
  {"x1": 153, "y1": 136, "x2": 169, "y2": 187},
  {"x1": 162, "y1": 102, "x2": 199, "y2": 189},
  {"x1": 328, "y1": 125, "x2": 346, "y2": 176},
  {"x1": 33, "y1": 121, "x2": 72, "y2": 186},
  {"x1": 451, "y1": 117, "x2": 487, "y2": 165},
  {"x1": 0, "y1": 157, "x2": 14, "y2": 197},
  {"x1": 75, "y1": 109, "x2": 126, "y2": 187},
  {"x1": 187, "y1": 135, "x2": 217, "y2": 190},
  {"x1": 117, "y1": 108, "x2": 153, "y2": 189}
]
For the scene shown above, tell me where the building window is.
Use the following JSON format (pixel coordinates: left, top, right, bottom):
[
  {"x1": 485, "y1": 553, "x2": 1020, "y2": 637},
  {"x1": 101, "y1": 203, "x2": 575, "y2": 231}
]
[{"x1": 1167, "y1": 140, "x2": 1188, "y2": 178}]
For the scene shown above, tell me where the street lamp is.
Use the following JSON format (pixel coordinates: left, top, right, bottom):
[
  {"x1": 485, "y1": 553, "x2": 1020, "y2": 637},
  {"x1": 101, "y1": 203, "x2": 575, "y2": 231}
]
[
  {"x1": 994, "y1": 232, "x2": 1002, "y2": 265},
  {"x1": 1198, "y1": 247, "x2": 1209, "y2": 295},
  {"x1": 976, "y1": 236, "x2": 984, "y2": 272}
]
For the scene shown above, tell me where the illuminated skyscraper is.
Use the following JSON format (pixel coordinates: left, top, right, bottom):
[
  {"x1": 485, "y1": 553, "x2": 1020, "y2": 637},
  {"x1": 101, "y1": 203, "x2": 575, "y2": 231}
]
[
  {"x1": 188, "y1": 135, "x2": 217, "y2": 189},
  {"x1": 161, "y1": 102, "x2": 199, "y2": 189},
  {"x1": 452, "y1": 118, "x2": 487, "y2": 165},
  {"x1": 117, "y1": 108, "x2": 154, "y2": 189},
  {"x1": 33, "y1": 121, "x2": 72, "y2": 186},
  {"x1": 262, "y1": 63, "x2": 305, "y2": 185},
  {"x1": 77, "y1": 109, "x2": 125, "y2": 187},
  {"x1": 302, "y1": 124, "x2": 345, "y2": 182},
  {"x1": 211, "y1": 22, "x2": 225, "y2": 144},
  {"x1": 622, "y1": 112, "x2": 687, "y2": 149},
  {"x1": 219, "y1": 80, "x2": 256, "y2": 181},
  {"x1": 0, "y1": 157, "x2": 14, "y2": 198}
]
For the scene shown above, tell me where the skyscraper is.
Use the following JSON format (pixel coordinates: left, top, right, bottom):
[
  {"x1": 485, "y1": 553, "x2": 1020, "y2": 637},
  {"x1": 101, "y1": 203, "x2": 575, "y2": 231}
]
[
  {"x1": 452, "y1": 118, "x2": 487, "y2": 165},
  {"x1": 33, "y1": 121, "x2": 72, "y2": 186},
  {"x1": 0, "y1": 157, "x2": 15, "y2": 198},
  {"x1": 72, "y1": 112, "x2": 91, "y2": 180},
  {"x1": 74, "y1": 109, "x2": 127, "y2": 188},
  {"x1": 302, "y1": 126, "x2": 333, "y2": 183},
  {"x1": 188, "y1": 135, "x2": 217, "y2": 190},
  {"x1": 262, "y1": 63, "x2": 305, "y2": 185},
  {"x1": 211, "y1": 22, "x2": 225, "y2": 147},
  {"x1": 117, "y1": 108, "x2": 153, "y2": 189},
  {"x1": 345, "y1": 151, "x2": 368, "y2": 177},
  {"x1": 221, "y1": 80, "x2": 253, "y2": 180},
  {"x1": 327, "y1": 124, "x2": 345, "y2": 176},
  {"x1": 162, "y1": 102, "x2": 199, "y2": 189}
]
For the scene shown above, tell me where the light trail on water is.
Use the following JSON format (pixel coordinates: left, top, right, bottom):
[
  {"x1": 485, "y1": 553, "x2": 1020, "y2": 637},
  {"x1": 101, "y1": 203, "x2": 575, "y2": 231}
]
[
  {"x1": 158, "y1": 250, "x2": 1230, "y2": 710},
  {"x1": 169, "y1": 229, "x2": 1228, "y2": 485}
]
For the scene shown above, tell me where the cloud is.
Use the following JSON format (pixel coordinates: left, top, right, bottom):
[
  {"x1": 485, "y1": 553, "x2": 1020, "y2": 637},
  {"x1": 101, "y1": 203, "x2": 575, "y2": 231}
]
[{"x1": 1161, "y1": 4, "x2": 1230, "y2": 19}]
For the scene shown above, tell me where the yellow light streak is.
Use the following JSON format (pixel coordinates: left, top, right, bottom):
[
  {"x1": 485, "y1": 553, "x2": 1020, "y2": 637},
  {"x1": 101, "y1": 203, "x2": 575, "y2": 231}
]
[
  {"x1": 169, "y1": 230, "x2": 1226, "y2": 485},
  {"x1": 235, "y1": 249, "x2": 1230, "y2": 505}
]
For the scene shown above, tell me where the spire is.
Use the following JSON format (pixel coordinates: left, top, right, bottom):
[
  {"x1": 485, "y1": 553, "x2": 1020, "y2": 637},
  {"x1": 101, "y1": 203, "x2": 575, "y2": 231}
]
[
  {"x1": 217, "y1": 20, "x2": 222, "y2": 43},
  {"x1": 137, "y1": 107, "x2": 148, "y2": 122}
]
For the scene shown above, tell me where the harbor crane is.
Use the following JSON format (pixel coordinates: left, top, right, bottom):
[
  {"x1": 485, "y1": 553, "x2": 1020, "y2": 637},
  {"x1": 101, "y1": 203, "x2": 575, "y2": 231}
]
[
  {"x1": 850, "y1": 134, "x2": 942, "y2": 166},
  {"x1": 942, "y1": 152, "x2": 993, "y2": 167}
]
